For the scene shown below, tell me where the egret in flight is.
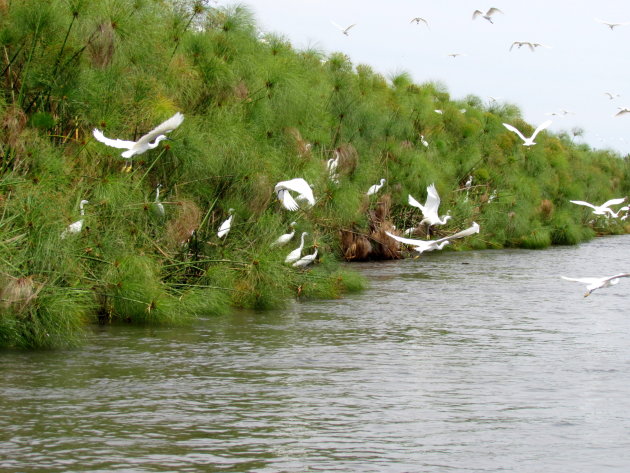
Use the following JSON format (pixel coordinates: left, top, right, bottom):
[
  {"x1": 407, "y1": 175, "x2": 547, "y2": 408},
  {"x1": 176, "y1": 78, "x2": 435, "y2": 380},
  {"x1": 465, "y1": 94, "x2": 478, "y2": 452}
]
[
  {"x1": 410, "y1": 17, "x2": 429, "y2": 28},
  {"x1": 93, "y1": 112, "x2": 184, "y2": 171},
  {"x1": 274, "y1": 178, "x2": 315, "y2": 211},
  {"x1": 408, "y1": 184, "x2": 451, "y2": 227},
  {"x1": 61, "y1": 200, "x2": 89, "y2": 239},
  {"x1": 217, "y1": 209, "x2": 234, "y2": 238},
  {"x1": 331, "y1": 21, "x2": 356, "y2": 36},
  {"x1": 472, "y1": 7, "x2": 503, "y2": 23},
  {"x1": 502, "y1": 120, "x2": 552, "y2": 146},
  {"x1": 561, "y1": 273, "x2": 630, "y2": 297},
  {"x1": 569, "y1": 197, "x2": 626, "y2": 216},
  {"x1": 595, "y1": 18, "x2": 630, "y2": 30},
  {"x1": 386, "y1": 222, "x2": 480, "y2": 254}
]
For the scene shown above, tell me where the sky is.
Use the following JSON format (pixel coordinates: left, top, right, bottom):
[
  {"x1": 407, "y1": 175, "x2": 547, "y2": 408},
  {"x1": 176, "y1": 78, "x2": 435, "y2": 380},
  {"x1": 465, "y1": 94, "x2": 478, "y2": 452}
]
[{"x1": 240, "y1": 0, "x2": 630, "y2": 156}]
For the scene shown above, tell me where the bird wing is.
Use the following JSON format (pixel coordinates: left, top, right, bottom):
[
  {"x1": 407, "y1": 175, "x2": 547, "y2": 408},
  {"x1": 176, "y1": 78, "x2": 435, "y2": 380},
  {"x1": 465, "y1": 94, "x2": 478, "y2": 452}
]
[
  {"x1": 509, "y1": 41, "x2": 519, "y2": 51},
  {"x1": 605, "y1": 273, "x2": 630, "y2": 283},
  {"x1": 278, "y1": 189, "x2": 299, "y2": 211},
  {"x1": 385, "y1": 231, "x2": 426, "y2": 246},
  {"x1": 530, "y1": 120, "x2": 552, "y2": 140},
  {"x1": 502, "y1": 123, "x2": 528, "y2": 142},
  {"x1": 435, "y1": 222, "x2": 480, "y2": 243},
  {"x1": 486, "y1": 7, "x2": 503, "y2": 16},
  {"x1": 561, "y1": 276, "x2": 601, "y2": 284},
  {"x1": 92, "y1": 129, "x2": 135, "y2": 149},
  {"x1": 424, "y1": 184, "x2": 441, "y2": 215},
  {"x1": 601, "y1": 197, "x2": 626, "y2": 208},
  {"x1": 614, "y1": 109, "x2": 630, "y2": 117},
  {"x1": 135, "y1": 112, "x2": 184, "y2": 146},
  {"x1": 569, "y1": 200, "x2": 598, "y2": 210},
  {"x1": 217, "y1": 215, "x2": 232, "y2": 237},
  {"x1": 343, "y1": 24, "x2": 356, "y2": 33},
  {"x1": 408, "y1": 194, "x2": 425, "y2": 211},
  {"x1": 472, "y1": 10, "x2": 483, "y2": 19},
  {"x1": 330, "y1": 20, "x2": 344, "y2": 31}
]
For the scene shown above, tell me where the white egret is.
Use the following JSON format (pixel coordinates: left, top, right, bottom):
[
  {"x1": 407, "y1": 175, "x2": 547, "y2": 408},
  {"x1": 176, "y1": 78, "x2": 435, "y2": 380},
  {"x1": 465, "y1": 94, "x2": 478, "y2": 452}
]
[
  {"x1": 386, "y1": 222, "x2": 479, "y2": 255},
  {"x1": 292, "y1": 248, "x2": 318, "y2": 268},
  {"x1": 408, "y1": 184, "x2": 451, "y2": 227},
  {"x1": 367, "y1": 178, "x2": 386, "y2": 196},
  {"x1": 61, "y1": 200, "x2": 89, "y2": 239},
  {"x1": 569, "y1": 197, "x2": 626, "y2": 216},
  {"x1": 465, "y1": 176, "x2": 473, "y2": 189},
  {"x1": 420, "y1": 135, "x2": 429, "y2": 147},
  {"x1": 326, "y1": 152, "x2": 340, "y2": 183},
  {"x1": 92, "y1": 112, "x2": 184, "y2": 171},
  {"x1": 434, "y1": 109, "x2": 443, "y2": 114},
  {"x1": 285, "y1": 232, "x2": 308, "y2": 263},
  {"x1": 472, "y1": 7, "x2": 503, "y2": 23},
  {"x1": 595, "y1": 18, "x2": 630, "y2": 30},
  {"x1": 447, "y1": 53, "x2": 464, "y2": 58},
  {"x1": 604, "y1": 92, "x2": 620, "y2": 100},
  {"x1": 509, "y1": 41, "x2": 551, "y2": 52},
  {"x1": 614, "y1": 107, "x2": 630, "y2": 117},
  {"x1": 331, "y1": 21, "x2": 356, "y2": 36},
  {"x1": 151, "y1": 184, "x2": 165, "y2": 218},
  {"x1": 217, "y1": 208, "x2": 234, "y2": 238},
  {"x1": 502, "y1": 120, "x2": 552, "y2": 146},
  {"x1": 561, "y1": 273, "x2": 630, "y2": 297},
  {"x1": 274, "y1": 178, "x2": 315, "y2": 211},
  {"x1": 271, "y1": 222, "x2": 297, "y2": 247},
  {"x1": 410, "y1": 17, "x2": 429, "y2": 28}
]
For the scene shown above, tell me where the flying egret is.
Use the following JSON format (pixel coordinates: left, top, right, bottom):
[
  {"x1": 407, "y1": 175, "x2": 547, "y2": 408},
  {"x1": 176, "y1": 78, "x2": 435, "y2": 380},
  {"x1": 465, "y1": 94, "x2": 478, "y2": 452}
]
[
  {"x1": 569, "y1": 197, "x2": 626, "y2": 216},
  {"x1": 604, "y1": 92, "x2": 620, "y2": 100},
  {"x1": 472, "y1": 7, "x2": 503, "y2": 23},
  {"x1": 93, "y1": 112, "x2": 184, "y2": 171},
  {"x1": 614, "y1": 107, "x2": 630, "y2": 117},
  {"x1": 151, "y1": 184, "x2": 165, "y2": 218},
  {"x1": 292, "y1": 248, "x2": 318, "y2": 268},
  {"x1": 331, "y1": 21, "x2": 356, "y2": 36},
  {"x1": 408, "y1": 184, "x2": 451, "y2": 227},
  {"x1": 447, "y1": 53, "x2": 464, "y2": 58},
  {"x1": 217, "y1": 208, "x2": 234, "y2": 238},
  {"x1": 595, "y1": 18, "x2": 630, "y2": 30},
  {"x1": 509, "y1": 41, "x2": 551, "y2": 52},
  {"x1": 561, "y1": 273, "x2": 630, "y2": 297},
  {"x1": 502, "y1": 120, "x2": 552, "y2": 146},
  {"x1": 271, "y1": 222, "x2": 297, "y2": 247},
  {"x1": 386, "y1": 222, "x2": 479, "y2": 254},
  {"x1": 274, "y1": 178, "x2": 315, "y2": 211},
  {"x1": 367, "y1": 178, "x2": 386, "y2": 196},
  {"x1": 61, "y1": 200, "x2": 89, "y2": 239},
  {"x1": 285, "y1": 232, "x2": 308, "y2": 263},
  {"x1": 410, "y1": 17, "x2": 429, "y2": 28}
]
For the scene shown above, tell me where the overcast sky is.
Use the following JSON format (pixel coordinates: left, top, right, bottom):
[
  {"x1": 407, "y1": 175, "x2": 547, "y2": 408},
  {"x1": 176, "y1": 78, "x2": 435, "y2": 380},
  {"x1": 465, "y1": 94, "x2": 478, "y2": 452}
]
[{"x1": 244, "y1": 0, "x2": 630, "y2": 155}]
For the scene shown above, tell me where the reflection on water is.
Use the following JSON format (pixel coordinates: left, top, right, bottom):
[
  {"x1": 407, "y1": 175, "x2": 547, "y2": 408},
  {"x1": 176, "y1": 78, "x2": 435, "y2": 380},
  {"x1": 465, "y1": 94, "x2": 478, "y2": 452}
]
[{"x1": 2, "y1": 236, "x2": 630, "y2": 472}]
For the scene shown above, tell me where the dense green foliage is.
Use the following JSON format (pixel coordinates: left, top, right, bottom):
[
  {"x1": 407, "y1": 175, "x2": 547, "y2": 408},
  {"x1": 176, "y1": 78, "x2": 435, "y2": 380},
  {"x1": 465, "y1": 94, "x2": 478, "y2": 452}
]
[{"x1": 0, "y1": 1, "x2": 628, "y2": 348}]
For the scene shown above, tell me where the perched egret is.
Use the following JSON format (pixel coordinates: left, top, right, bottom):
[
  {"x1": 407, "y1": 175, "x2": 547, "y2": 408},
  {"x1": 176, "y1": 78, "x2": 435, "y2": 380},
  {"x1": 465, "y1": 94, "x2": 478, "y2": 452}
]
[
  {"x1": 285, "y1": 232, "x2": 308, "y2": 263},
  {"x1": 420, "y1": 135, "x2": 429, "y2": 147},
  {"x1": 502, "y1": 120, "x2": 552, "y2": 146},
  {"x1": 472, "y1": 7, "x2": 503, "y2": 23},
  {"x1": 331, "y1": 21, "x2": 356, "y2": 36},
  {"x1": 61, "y1": 200, "x2": 89, "y2": 239},
  {"x1": 408, "y1": 184, "x2": 451, "y2": 227},
  {"x1": 569, "y1": 197, "x2": 626, "y2": 216},
  {"x1": 217, "y1": 208, "x2": 234, "y2": 238},
  {"x1": 274, "y1": 178, "x2": 315, "y2": 211},
  {"x1": 465, "y1": 176, "x2": 473, "y2": 189},
  {"x1": 367, "y1": 178, "x2": 386, "y2": 196},
  {"x1": 561, "y1": 273, "x2": 630, "y2": 297},
  {"x1": 92, "y1": 112, "x2": 184, "y2": 171},
  {"x1": 293, "y1": 248, "x2": 318, "y2": 268},
  {"x1": 271, "y1": 222, "x2": 297, "y2": 247},
  {"x1": 151, "y1": 184, "x2": 165, "y2": 218},
  {"x1": 434, "y1": 109, "x2": 444, "y2": 114}
]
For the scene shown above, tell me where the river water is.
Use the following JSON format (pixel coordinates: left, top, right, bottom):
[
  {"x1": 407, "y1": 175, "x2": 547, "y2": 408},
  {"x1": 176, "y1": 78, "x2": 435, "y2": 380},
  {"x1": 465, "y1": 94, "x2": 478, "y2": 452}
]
[{"x1": 2, "y1": 235, "x2": 630, "y2": 472}]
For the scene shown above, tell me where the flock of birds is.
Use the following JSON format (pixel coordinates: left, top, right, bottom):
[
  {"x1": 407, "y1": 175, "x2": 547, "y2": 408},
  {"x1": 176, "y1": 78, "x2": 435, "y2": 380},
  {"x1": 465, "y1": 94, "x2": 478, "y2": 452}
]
[{"x1": 65, "y1": 7, "x2": 630, "y2": 296}]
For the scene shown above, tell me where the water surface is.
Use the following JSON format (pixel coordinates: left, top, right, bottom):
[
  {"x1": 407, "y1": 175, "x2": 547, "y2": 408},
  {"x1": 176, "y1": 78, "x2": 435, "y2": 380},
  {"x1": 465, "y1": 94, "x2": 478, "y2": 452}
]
[{"x1": 2, "y1": 236, "x2": 630, "y2": 472}]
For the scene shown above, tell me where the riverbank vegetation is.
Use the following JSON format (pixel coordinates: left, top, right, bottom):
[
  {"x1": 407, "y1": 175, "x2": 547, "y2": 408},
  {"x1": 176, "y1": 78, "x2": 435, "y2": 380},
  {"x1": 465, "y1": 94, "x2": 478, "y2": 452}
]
[{"x1": 1, "y1": 1, "x2": 628, "y2": 348}]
